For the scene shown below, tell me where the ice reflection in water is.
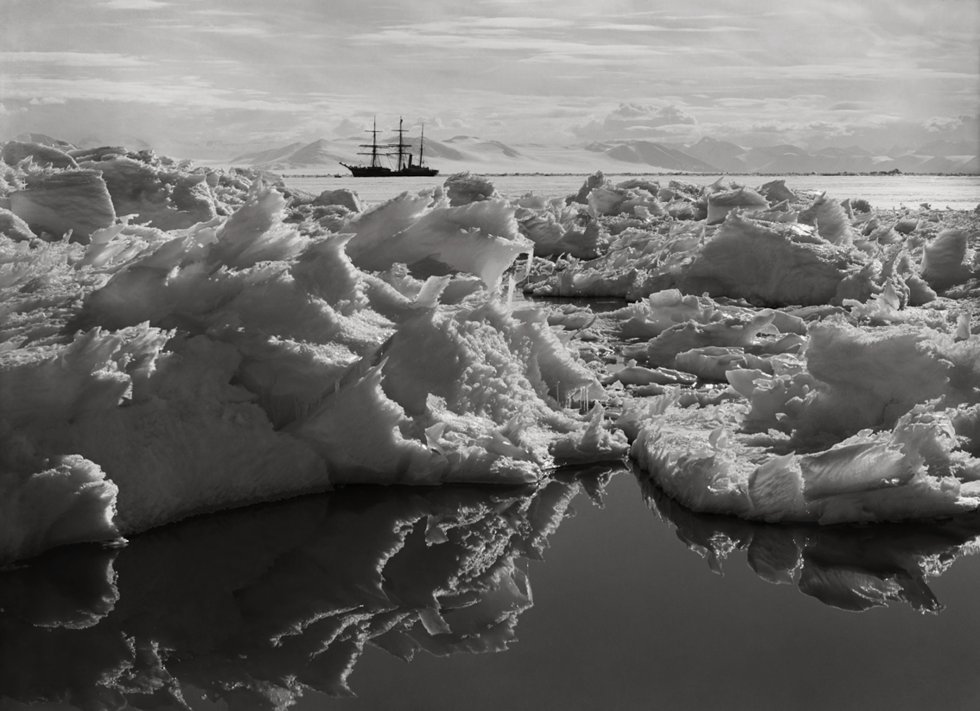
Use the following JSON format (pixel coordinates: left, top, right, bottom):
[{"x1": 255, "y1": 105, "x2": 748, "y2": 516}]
[
  {"x1": 0, "y1": 470, "x2": 611, "y2": 710},
  {"x1": 643, "y1": 474, "x2": 980, "y2": 613},
  {"x1": 8, "y1": 466, "x2": 980, "y2": 709}
]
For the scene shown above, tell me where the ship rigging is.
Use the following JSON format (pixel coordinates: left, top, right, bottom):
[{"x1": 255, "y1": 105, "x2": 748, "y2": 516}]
[{"x1": 340, "y1": 117, "x2": 439, "y2": 177}]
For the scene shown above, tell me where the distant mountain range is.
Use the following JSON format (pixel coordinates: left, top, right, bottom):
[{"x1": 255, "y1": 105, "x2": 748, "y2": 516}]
[
  {"x1": 682, "y1": 137, "x2": 979, "y2": 175},
  {"x1": 230, "y1": 133, "x2": 979, "y2": 175}
]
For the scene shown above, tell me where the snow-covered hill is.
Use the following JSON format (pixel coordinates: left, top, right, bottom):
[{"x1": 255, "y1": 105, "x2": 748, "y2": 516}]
[{"x1": 227, "y1": 133, "x2": 979, "y2": 175}]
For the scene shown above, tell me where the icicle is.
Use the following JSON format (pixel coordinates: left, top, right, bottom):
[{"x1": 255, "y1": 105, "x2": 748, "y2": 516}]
[
  {"x1": 506, "y1": 275, "x2": 516, "y2": 310},
  {"x1": 523, "y1": 249, "x2": 534, "y2": 281}
]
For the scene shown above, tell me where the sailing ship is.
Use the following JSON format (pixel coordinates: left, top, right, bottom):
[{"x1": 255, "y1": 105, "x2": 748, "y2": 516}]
[{"x1": 340, "y1": 117, "x2": 439, "y2": 177}]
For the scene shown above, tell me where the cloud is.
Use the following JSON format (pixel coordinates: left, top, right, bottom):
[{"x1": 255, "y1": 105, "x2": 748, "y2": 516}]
[
  {"x1": 159, "y1": 24, "x2": 274, "y2": 38},
  {"x1": 349, "y1": 15, "x2": 691, "y2": 68},
  {"x1": 433, "y1": 16, "x2": 573, "y2": 30},
  {"x1": 0, "y1": 51, "x2": 149, "y2": 68},
  {"x1": 0, "y1": 75, "x2": 315, "y2": 113},
  {"x1": 351, "y1": 27, "x2": 662, "y2": 59},
  {"x1": 573, "y1": 103, "x2": 698, "y2": 140},
  {"x1": 332, "y1": 118, "x2": 365, "y2": 138},
  {"x1": 924, "y1": 115, "x2": 976, "y2": 134},
  {"x1": 3, "y1": 0, "x2": 976, "y2": 157},
  {"x1": 204, "y1": 26, "x2": 271, "y2": 37},
  {"x1": 696, "y1": 112, "x2": 980, "y2": 152},
  {"x1": 99, "y1": 0, "x2": 169, "y2": 9},
  {"x1": 589, "y1": 22, "x2": 755, "y2": 33}
]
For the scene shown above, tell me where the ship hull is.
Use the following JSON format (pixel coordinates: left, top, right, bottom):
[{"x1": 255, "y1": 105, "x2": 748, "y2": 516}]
[
  {"x1": 397, "y1": 166, "x2": 439, "y2": 177},
  {"x1": 341, "y1": 164, "x2": 392, "y2": 177},
  {"x1": 341, "y1": 163, "x2": 438, "y2": 178}
]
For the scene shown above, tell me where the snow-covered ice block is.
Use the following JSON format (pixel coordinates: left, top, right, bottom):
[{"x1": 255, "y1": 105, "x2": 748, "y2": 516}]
[
  {"x1": 1, "y1": 141, "x2": 78, "y2": 170},
  {"x1": 9, "y1": 170, "x2": 115, "y2": 242},
  {"x1": 921, "y1": 229, "x2": 973, "y2": 291},
  {"x1": 347, "y1": 197, "x2": 532, "y2": 288},
  {"x1": 0, "y1": 455, "x2": 119, "y2": 563},
  {"x1": 82, "y1": 155, "x2": 217, "y2": 230},
  {"x1": 706, "y1": 187, "x2": 769, "y2": 225},
  {"x1": 681, "y1": 213, "x2": 867, "y2": 306},
  {"x1": 632, "y1": 401, "x2": 980, "y2": 524},
  {"x1": 0, "y1": 173, "x2": 623, "y2": 562}
]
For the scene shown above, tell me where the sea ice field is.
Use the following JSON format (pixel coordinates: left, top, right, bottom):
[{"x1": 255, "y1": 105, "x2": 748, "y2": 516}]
[
  {"x1": 285, "y1": 172, "x2": 980, "y2": 212},
  {"x1": 1, "y1": 139, "x2": 979, "y2": 710}
]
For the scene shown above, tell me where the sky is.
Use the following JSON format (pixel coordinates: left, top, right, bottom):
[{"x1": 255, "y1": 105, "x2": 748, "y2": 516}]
[{"x1": 0, "y1": 0, "x2": 978, "y2": 158}]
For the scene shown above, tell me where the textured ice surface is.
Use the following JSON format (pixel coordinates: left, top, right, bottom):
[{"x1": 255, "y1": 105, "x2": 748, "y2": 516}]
[
  {"x1": 629, "y1": 318, "x2": 980, "y2": 524},
  {"x1": 1, "y1": 144, "x2": 978, "y2": 561},
  {"x1": 346, "y1": 193, "x2": 532, "y2": 288},
  {"x1": 9, "y1": 170, "x2": 116, "y2": 241},
  {"x1": 525, "y1": 174, "x2": 977, "y2": 305},
  {"x1": 0, "y1": 147, "x2": 626, "y2": 563},
  {"x1": 514, "y1": 172, "x2": 978, "y2": 524}
]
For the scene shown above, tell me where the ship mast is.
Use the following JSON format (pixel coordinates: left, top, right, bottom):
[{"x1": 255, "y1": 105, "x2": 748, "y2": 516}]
[
  {"x1": 419, "y1": 123, "x2": 425, "y2": 166},
  {"x1": 392, "y1": 116, "x2": 412, "y2": 172},
  {"x1": 355, "y1": 116, "x2": 382, "y2": 168}
]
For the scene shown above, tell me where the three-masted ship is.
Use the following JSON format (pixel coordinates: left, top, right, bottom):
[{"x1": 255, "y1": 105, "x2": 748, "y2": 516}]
[{"x1": 341, "y1": 117, "x2": 439, "y2": 177}]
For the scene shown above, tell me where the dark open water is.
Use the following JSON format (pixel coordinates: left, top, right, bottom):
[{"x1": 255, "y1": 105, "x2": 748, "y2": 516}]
[
  {"x1": 4, "y1": 469, "x2": 980, "y2": 710},
  {"x1": 319, "y1": 472, "x2": 980, "y2": 711}
]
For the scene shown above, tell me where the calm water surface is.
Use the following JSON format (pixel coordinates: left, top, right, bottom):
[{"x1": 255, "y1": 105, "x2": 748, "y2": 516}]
[
  {"x1": 283, "y1": 173, "x2": 980, "y2": 211},
  {"x1": 323, "y1": 473, "x2": 980, "y2": 711},
  {"x1": 5, "y1": 469, "x2": 980, "y2": 711}
]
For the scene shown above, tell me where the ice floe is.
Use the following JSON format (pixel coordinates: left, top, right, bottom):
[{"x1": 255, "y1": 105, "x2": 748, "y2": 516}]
[
  {"x1": 627, "y1": 310, "x2": 980, "y2": 524},
  {"x1": 644, "y1": 476, "x2": 980, "y2": 613},
  {"x1": 1, "y1": 143, "x2": 978, "y2": 564},
  {"x1": 0, "y1": 146, "x2": 626, "y2": 563}
]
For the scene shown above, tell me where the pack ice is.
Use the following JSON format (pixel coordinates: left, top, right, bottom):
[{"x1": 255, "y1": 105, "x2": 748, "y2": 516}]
[
  {"x1": 3, "y1": 143, "x2": 979, "y2": 563},
  {"x1": 0, "y1": 143, "x2": 625, "y2": 563},
  {"x1": 533, "y1": 174, "x2": 979, "y2": 524}
]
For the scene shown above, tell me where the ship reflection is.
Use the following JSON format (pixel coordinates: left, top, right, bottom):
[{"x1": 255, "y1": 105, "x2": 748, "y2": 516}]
[
  {"x1": 641, "y1": 474, "x2": 980, "y2": 614},
  {"x1": 0, "y1": 470, "x2": 611, "y2": 710}
]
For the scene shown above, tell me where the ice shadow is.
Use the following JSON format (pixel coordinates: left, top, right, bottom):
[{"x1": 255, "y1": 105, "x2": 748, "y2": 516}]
[
  {"x1": 0, "y1": 467, "x2": 613, "y2": 710},
  {"x1": 640, "y1": 473, "x2": 980, "y2": 614}
]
